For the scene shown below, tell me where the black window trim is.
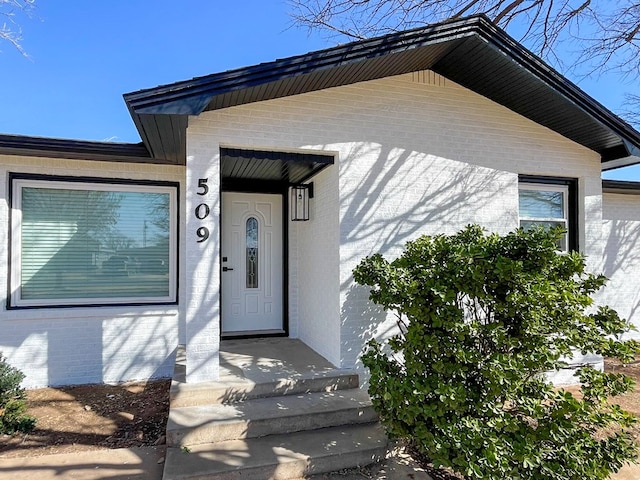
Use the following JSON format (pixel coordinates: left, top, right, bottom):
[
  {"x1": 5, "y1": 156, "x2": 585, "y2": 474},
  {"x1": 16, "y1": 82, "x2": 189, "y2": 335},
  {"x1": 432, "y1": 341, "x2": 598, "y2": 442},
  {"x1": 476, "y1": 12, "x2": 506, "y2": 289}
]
[
  {"x1": 518, "y1": 174, "x2": 579, "y2": 252},
  {"x1": 7, "y1": 172, "x2": 180, "y2": 310}
]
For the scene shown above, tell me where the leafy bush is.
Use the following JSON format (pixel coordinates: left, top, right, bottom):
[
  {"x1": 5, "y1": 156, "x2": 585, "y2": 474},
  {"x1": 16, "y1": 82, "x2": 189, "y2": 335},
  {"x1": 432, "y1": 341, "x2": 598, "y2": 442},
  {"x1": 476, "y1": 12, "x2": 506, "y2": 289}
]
[
  {"x1": 0, "y1": 353, "x2": 35, "y2": 434},
  {"x1": 355, "y1": 225, "x2": 640, "y2": 480}
]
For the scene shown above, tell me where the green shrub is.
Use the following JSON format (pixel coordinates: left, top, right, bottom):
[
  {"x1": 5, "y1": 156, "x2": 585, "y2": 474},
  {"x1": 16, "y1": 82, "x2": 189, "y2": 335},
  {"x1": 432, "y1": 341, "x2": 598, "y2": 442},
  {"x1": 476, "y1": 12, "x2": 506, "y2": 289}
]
[
  {"x1": 0, "y1": 353, "x2": 35, "y2": 434},
  {"x1": 355, "y1": 225, "x2": 640, "y2": 480}
]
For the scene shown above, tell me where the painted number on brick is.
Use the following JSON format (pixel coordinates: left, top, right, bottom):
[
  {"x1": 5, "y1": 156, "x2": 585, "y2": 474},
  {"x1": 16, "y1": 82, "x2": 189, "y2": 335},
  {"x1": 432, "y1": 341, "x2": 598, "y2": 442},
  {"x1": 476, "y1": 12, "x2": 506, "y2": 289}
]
[
  {"x1": 195, "y1": 203, "x2": 210, "y2": 220},
  {"x1": 197, "y1": 178, "x2": 209, "y2": 196},
  {"x1": 196, "y1": 178, "x2": 210, "y2": 243}
]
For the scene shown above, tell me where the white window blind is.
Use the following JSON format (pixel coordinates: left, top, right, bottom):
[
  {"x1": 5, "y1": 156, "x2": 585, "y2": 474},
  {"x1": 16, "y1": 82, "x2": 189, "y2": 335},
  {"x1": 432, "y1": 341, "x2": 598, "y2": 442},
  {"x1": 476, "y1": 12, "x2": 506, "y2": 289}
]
[{"x1": 11, "y1": 177, "x2": 177, "y2": 307}]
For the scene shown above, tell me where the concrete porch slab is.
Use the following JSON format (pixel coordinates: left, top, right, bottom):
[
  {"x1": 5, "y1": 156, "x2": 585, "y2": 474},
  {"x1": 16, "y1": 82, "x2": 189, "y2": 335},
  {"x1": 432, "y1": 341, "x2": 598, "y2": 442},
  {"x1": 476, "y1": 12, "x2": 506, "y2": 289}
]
[
  {"x1": 170, "y1": 338, "x2": 359, "y2": 407},
  {"x1": 218, "y1": 338, "x2": 338, "y2": 382}
]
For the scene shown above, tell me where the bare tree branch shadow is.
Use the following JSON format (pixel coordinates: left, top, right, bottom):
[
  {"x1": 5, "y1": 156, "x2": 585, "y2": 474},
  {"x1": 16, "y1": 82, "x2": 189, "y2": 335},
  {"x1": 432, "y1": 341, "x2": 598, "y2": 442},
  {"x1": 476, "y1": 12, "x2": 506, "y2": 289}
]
[{"x1": 601, "y1": 198, "x2": 640, "y2": 339}]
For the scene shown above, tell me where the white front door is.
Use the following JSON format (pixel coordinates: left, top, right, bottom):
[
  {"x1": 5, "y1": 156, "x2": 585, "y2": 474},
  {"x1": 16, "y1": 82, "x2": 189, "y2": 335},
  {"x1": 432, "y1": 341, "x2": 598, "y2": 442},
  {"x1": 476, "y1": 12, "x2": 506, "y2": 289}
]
[{"x1": 221, "y1": 192, "x2": 284, "y2": 334}]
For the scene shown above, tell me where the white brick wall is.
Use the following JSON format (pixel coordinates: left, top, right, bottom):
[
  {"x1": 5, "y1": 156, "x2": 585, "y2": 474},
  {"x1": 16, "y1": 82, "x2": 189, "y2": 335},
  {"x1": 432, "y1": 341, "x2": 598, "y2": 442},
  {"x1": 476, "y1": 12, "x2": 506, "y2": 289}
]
[
  {"x1": 0, "y1": 70, "x2": 611, "y2": 388},
  {"x1": 189, "y1": 71, "x2": 603, "y2": 375},
  {"x1": 184, "y1": 130, "x2": 221, "y2": 383},
  {"x1": 600, "y1": 192, "x2": 640, "y2": 341},
  {"x1": 295, "y1": 162, "x2": 341, "y2": 366},
  {"x1": 0, "y1": 155, "x2": 185, "y2": 388}
]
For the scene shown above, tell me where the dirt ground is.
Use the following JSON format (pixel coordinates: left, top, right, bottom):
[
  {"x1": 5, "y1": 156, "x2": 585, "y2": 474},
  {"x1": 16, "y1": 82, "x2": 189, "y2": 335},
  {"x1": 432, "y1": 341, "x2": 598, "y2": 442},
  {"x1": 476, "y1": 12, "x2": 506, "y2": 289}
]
[
  {"x1": 0, "y1": 359, "x2": 639, "y2": 479},
  {"x1": 562, "y1": 357, "x2": 640, "y2": 442},
  {"x1": 0, "y1": 379, "x2": 170, "y2": 458},
  {"x1": 582, "y1": 357, "x2": 640, "y2": 453},
  {"x1": 586, "y1": 357, "x2": 640, "y2": 433}
]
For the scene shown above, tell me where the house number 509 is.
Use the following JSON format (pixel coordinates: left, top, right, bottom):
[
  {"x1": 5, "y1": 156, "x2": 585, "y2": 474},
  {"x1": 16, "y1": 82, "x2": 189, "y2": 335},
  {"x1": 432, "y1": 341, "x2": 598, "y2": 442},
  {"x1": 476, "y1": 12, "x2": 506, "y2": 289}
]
[{"x1": 195, "y1": 178, "x2": 210, "y2": 243}]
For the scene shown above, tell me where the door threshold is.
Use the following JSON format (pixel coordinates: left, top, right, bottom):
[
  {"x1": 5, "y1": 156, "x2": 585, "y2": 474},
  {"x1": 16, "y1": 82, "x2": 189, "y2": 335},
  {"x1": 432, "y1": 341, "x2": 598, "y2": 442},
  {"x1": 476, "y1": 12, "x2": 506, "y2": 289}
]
[{"x1": 222, "y1": 329, "x2": 287, "y2": 340}]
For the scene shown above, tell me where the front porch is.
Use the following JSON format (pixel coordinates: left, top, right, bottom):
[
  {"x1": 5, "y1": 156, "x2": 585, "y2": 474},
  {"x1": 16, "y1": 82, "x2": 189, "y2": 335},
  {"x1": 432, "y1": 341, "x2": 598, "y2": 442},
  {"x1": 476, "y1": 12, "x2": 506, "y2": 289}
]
[
  {"x1": 163, "y1": 338, "x2": 386, "y2": 479},
  {"x1": 183, "y1": 146, "x2": 341, "y2": 385},
  {"x1": 171, "y1": 338, "x2": 357, "y2": 405}
]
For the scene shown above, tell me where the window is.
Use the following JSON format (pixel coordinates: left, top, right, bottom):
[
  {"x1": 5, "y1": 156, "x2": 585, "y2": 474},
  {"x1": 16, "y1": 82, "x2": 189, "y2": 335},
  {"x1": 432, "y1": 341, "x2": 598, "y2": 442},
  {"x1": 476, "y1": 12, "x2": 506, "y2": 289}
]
[
  {"x1": 518, "y1": 176, "x2": 578, "y2": 252},
  {"x1": 9, "y1": 175, "x2": 178, "y2": 308}
]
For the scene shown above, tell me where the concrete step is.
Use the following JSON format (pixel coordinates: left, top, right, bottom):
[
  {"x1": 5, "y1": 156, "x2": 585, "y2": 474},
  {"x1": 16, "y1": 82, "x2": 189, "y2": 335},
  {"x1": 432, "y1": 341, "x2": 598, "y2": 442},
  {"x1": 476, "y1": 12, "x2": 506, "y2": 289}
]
[
  {"x1": 167, "y1": 388, "x2": 376, "y2": 447},
  {"x1": 170, "y1": 370, "x2": 360, "y2": 408},
  {"x1": 163, "y1": 423, "x2": 387, "y2": 480}
]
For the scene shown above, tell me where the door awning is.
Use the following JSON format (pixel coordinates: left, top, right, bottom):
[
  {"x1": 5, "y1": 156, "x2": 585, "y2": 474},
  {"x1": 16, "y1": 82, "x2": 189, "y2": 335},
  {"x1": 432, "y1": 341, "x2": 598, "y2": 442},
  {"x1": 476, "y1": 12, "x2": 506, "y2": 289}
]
[{"x1": 220, "y1": 148, "x2": 334, "y2": 186}]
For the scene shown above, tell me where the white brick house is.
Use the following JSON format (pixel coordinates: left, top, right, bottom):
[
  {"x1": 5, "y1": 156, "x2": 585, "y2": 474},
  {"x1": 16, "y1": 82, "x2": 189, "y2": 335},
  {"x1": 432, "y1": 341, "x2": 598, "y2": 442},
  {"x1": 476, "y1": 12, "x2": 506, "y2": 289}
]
[{"x1": 2, "y1": 16, "x2": 640, "y2": 387}]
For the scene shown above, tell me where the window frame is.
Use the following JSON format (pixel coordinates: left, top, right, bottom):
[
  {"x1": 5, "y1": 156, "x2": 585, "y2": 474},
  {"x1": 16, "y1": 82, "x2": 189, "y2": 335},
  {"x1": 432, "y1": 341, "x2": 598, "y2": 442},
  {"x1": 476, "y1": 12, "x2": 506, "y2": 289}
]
[
  {"x1": 8, "y1": 173, "x2": 179, "y2": 309},
  {"x1": 518, "y1": 175, "x2": 578, "y2": 252}
]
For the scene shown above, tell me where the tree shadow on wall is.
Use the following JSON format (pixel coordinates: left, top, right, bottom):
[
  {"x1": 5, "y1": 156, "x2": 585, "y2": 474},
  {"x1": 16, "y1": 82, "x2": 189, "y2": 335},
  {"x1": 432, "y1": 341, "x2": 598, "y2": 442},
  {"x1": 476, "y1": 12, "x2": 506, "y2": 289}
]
[
  {"x1": 601, "y1": 218, "x2": 640, "y2": 337},
  {"x1": 337, "y1": 143, "x2": 509, "y2": 371}
]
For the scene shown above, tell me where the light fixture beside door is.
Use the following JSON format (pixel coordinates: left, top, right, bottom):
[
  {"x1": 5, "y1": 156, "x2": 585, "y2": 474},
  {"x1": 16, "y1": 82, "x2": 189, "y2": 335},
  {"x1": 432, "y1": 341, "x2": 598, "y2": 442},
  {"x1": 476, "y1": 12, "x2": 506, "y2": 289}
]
[{"x1": 290, "y1": 183, "x2": 313, "y2": 221}]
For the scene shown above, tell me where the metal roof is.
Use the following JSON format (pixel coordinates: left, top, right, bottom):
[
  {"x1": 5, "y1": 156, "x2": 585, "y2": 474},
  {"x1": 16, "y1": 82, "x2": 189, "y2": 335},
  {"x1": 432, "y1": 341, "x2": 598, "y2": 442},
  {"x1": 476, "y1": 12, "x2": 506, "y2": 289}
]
[
  {"x1": 2, "y1": 16, "x2": 639, "y2": 173},
  {"x1": 124, "y1": 15, "x2": 640, "y2": 170},
  {"x1": 221, "y1": 148, "x2": 334, "y2": 185},
  {"x1": 0, "y1": 134, "x2": 155, "y2": 163},
  {"x1": 602, "y1": 179, "x2": 640, "y2": 194}
]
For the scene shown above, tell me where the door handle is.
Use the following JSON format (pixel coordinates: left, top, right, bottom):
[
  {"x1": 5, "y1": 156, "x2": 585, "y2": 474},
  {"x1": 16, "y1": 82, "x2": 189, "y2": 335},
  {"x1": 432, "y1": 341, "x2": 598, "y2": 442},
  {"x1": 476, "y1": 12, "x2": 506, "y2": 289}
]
[{"x1": 222, "y1": 267, "x2": 234, "y2": 272}]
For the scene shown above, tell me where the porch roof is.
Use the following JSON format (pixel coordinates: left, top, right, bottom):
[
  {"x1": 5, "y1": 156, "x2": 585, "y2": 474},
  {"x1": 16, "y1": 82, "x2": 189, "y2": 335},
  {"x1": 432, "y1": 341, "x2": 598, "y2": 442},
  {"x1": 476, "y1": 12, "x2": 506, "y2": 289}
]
[
  {"x1": 124, "y1": 15, "x2": 640, "y2": 170},
  {"x1": 221, "y1": 148, "x2": 334, "y2": 186}
]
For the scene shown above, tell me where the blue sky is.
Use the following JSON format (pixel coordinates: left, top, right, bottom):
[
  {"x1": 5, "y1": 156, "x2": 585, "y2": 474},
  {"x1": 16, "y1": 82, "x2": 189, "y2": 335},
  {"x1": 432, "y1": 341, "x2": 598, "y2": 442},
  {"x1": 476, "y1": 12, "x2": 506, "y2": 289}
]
[{"x1": 1, "y1": 1, "x2": 638, "y2": 179}]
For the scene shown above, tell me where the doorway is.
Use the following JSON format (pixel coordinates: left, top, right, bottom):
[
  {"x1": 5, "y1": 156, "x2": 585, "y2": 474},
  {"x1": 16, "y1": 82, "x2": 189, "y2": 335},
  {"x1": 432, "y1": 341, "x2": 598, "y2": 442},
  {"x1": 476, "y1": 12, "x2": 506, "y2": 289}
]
[{"x1": 221, "y1": 192, "x2": 284, "y2": 336}]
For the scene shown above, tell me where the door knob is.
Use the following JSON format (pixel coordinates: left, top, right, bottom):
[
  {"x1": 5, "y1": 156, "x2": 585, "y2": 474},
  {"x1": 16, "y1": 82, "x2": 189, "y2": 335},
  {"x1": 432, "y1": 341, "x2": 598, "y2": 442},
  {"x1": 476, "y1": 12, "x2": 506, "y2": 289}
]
[{"x1": 222, "y1": 266, "x2": 234, "y2": 272}]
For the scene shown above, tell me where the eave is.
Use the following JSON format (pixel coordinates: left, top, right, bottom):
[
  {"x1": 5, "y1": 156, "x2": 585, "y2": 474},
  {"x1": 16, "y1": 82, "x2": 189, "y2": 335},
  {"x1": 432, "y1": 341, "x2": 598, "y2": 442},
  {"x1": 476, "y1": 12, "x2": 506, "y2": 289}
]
[
  {"x1": 124, "y1": 15, "x2": 640, "y2": 170},
  {"x1": 602, "y1": 179, "x2": 640, "y2": 195},
  {"x1": 0, "y1": 134, "x2": 165, "y2": 164}
]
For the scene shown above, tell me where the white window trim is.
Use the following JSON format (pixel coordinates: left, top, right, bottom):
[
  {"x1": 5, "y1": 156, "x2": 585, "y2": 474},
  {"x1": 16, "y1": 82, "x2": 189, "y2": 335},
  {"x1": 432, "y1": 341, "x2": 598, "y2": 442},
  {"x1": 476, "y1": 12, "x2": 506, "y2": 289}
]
[
  {"x1": 518, "y1": 182, "x2": 570, "y2": 251},
  {"x1": 10, "y1": 177, "x2": 178, "y2": 308}
]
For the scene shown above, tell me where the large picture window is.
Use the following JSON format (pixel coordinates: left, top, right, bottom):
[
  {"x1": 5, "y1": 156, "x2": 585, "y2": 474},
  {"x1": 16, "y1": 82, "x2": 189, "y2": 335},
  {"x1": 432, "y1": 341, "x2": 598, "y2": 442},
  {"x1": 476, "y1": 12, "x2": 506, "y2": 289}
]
[
  {"x1": 9, "y1": 175, "x2": 178, "y2": 308},
  {"x1": 518, "y1": 176, "x2": 578, "y2": 252}
]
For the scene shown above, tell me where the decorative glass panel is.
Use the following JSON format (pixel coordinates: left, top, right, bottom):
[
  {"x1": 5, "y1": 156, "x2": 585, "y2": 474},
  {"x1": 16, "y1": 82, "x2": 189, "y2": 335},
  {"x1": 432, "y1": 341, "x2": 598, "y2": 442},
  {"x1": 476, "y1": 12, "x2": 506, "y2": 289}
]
[
  {"x1": 246, "y1": 217, "x2": 258, "y2": 288},
  {"x1": 11, "y1": 176, "x2": 177, "y2": 307}
]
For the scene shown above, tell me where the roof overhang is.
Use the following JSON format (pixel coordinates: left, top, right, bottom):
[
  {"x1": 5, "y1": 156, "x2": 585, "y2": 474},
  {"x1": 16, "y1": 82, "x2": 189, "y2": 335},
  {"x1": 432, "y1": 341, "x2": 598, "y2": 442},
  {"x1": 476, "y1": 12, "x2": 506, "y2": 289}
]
[
  {"x1": 602, "y1": 179, "x2": 640, "y2": 194},
  {"x1": 124, "y1": 15, "x2": 640, "y2": 170},
  {"x1": 221, "y1": 147, "x2": 334, "y2": 186},
  {"x1": 0, "y1": 134, "x2": 157, "y2": 164}
]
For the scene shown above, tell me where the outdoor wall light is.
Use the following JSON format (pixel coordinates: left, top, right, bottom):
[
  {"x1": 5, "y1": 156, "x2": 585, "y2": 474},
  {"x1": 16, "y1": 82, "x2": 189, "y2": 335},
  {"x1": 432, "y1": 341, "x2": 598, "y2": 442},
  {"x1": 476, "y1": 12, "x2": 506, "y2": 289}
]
[{"x1": 290, "y1": 183, "x2": 313, "y2": 221}]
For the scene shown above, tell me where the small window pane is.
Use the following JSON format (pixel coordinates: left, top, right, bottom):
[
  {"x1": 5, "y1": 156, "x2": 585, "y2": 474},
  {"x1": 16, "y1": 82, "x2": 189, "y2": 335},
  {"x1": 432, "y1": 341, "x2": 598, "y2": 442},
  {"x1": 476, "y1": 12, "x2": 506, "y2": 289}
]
[
  {"x1": 520, "y1": 220, "x2": 567, "y2": 251},
  {"x1": 519, "y1": 190, "x2": 564, "y2": 219},
  {"x1": 520, "y1": 220, "x2": 565, "y2": 230},
  {"x1": 246, "y1": 217, "x2": 258, "y2": 289}
]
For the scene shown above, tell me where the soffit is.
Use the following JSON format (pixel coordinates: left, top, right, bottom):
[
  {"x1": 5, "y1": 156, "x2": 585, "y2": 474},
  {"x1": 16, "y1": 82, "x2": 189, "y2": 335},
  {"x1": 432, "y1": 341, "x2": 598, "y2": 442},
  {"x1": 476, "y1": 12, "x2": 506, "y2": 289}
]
[{"x1": 221, "y1": 148, "x2": 334, "y2": 185}]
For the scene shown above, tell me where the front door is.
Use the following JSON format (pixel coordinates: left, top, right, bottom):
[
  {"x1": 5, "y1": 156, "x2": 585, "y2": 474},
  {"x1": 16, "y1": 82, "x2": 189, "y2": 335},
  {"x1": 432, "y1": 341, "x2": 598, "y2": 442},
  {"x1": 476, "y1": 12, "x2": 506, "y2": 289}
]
[{"x1": 221, "y1": 192, "x2": 284, "y2": 335}]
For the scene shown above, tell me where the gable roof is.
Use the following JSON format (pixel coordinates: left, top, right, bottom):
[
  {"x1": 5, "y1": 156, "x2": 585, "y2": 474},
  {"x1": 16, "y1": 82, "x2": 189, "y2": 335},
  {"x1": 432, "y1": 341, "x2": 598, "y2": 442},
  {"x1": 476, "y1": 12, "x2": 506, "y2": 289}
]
[{"x1": 124, "y1": 15, "x2": 640, "y2": 170}]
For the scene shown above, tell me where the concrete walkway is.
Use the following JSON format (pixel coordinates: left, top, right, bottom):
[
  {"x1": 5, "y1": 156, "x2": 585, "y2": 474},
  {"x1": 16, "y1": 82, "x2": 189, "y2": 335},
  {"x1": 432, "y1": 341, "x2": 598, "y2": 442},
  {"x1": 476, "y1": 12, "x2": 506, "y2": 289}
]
[
  {"x1": 0, "y1": 446, "x2": 165, "y2": 480},
  {"x1": 164, "y1": 338, "x2": 425, "y2": 479},
  {"x1": 2, "y1": 445, "x2": 638, "y2": 480},
  {"x1": 0, "y1": 446, "x2": 436, "y2": 480}
]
